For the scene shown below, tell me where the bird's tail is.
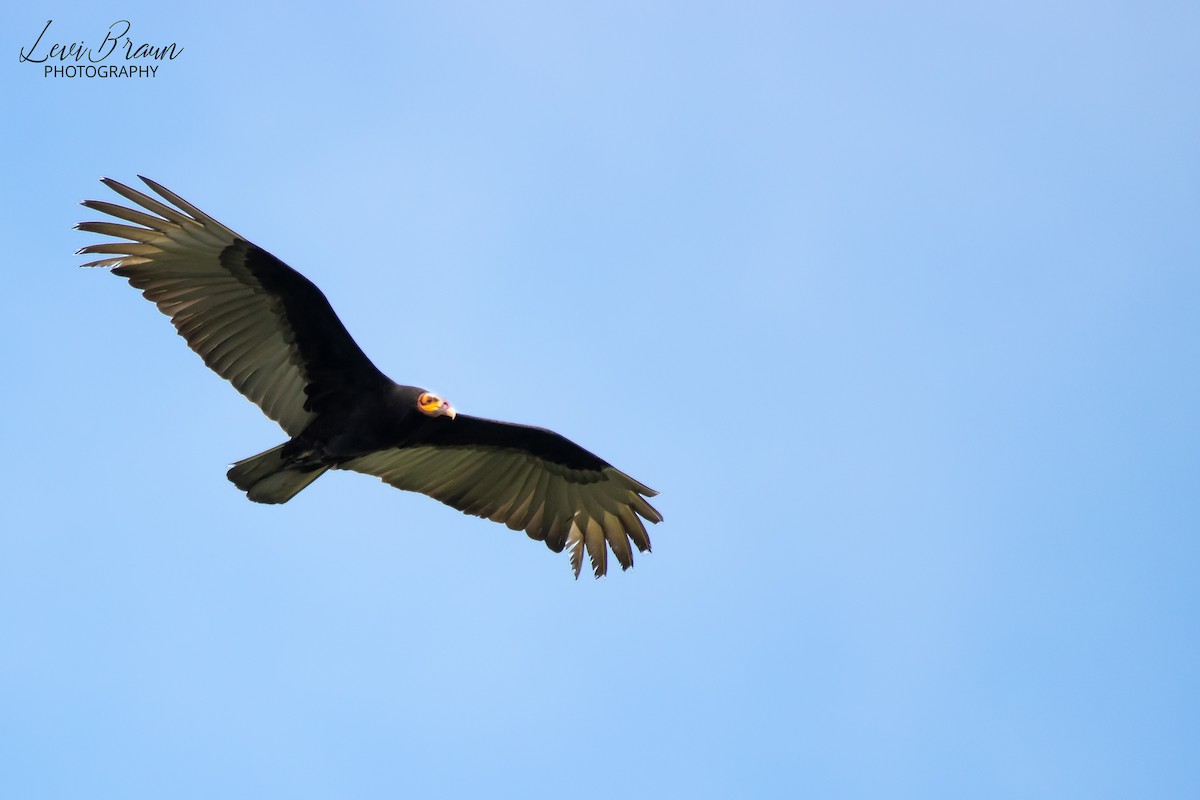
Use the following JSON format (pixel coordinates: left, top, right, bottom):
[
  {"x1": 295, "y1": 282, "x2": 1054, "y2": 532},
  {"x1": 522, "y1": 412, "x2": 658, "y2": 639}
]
[{"x1": 227, "y1": 444, "x2": 329, "y2": 504}]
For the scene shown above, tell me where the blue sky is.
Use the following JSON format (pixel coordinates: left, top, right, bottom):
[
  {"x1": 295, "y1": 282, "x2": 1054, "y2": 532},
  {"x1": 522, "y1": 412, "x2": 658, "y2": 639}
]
[{"x1": 3, "y1": 2, "x2": 1198, "y2": 797}]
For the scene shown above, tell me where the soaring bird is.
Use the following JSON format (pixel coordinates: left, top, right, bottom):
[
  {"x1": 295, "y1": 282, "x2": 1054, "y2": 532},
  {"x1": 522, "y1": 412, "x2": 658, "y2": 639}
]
[{"x1": 76, "y1": 176, "x2": 661, "y2": 578}]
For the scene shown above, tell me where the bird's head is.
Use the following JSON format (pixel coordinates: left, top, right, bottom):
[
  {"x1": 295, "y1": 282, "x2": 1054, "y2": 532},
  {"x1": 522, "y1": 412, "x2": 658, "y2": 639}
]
[{"x1": 417, "y1": 391, "x2": 456, "y2": 420}]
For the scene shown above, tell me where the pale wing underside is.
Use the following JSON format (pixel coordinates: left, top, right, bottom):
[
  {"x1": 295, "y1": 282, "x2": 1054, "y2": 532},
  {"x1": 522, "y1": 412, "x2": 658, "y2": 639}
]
[
  {"x1": 342, "y1": 446, "x2": 662, "y2": 578},
  {"x1": 76, "y1": 177, "x2": 315, "y2": 436}
]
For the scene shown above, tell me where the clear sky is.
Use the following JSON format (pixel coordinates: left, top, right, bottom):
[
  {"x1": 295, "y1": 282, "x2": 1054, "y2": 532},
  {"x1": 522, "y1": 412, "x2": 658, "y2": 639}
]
[{"x1": 3, "y1": 2, "x2": 1198, "y2": 797}]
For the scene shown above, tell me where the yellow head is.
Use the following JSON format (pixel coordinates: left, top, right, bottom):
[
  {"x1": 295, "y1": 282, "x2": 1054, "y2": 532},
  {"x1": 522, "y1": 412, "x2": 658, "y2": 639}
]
[{"x1": 417, "y1": 391, "x2": 456, "y2": 419}]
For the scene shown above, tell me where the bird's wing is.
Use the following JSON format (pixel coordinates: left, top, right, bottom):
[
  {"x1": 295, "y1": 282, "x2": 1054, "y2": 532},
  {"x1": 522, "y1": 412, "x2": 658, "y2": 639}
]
[
  {"x1": 340, "y1": 415, "x2": 662, "y2": 578},
  {"x1": 76, "y1": 177, "x2": 389, "y2": 436}
]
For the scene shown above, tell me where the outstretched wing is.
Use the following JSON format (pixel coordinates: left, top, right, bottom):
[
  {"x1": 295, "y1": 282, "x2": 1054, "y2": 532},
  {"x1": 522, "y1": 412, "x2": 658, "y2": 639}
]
[
  {"x1": 341, "y1": 415, "x2": 662, "y2": 578},
  {"x1": 76, "y1": 176, "x2": 389, "y2": 436}
]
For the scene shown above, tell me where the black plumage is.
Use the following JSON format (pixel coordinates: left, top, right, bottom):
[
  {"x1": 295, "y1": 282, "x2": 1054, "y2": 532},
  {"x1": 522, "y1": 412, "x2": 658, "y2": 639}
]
[{"x1": 76, "y1": 176, "x2": 661, "y2": 578}]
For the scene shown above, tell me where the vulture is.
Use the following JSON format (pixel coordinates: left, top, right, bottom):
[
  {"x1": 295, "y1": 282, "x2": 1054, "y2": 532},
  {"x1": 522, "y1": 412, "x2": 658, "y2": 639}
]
[{"x1": 76, "y1": 176, "x2": 661, "y2": 578}]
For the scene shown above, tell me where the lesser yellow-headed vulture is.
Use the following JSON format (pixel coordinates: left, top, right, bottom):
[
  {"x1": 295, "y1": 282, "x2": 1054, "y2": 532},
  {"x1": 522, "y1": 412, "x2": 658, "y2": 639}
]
[{"x1": 76, "y1": 177, "x2": 661, "y2": 578}]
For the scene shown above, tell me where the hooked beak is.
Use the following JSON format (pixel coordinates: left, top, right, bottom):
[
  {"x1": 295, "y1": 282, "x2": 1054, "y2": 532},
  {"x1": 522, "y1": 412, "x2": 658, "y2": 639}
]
[{"x1": 442, "y1": 402, "x2": 457, "y2": 420}]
